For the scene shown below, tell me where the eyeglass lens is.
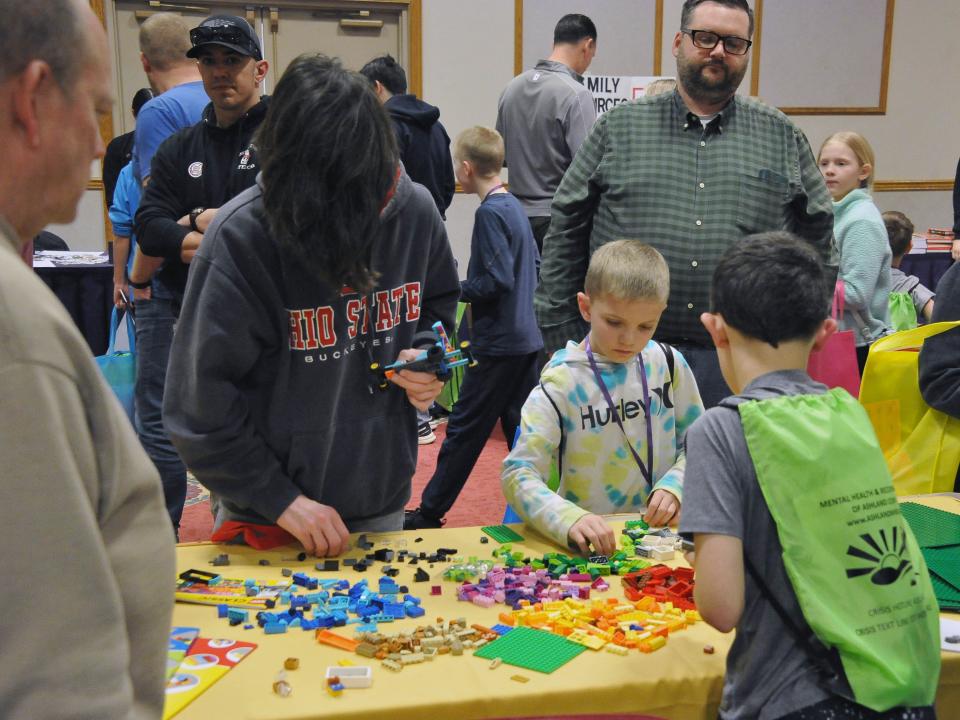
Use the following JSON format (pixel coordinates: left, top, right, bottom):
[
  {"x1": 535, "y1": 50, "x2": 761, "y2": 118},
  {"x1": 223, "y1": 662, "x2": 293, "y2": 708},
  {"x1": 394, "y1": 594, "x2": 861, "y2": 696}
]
[{"x1": 689, "y1": 30, "x2": 750, "y2": 55}]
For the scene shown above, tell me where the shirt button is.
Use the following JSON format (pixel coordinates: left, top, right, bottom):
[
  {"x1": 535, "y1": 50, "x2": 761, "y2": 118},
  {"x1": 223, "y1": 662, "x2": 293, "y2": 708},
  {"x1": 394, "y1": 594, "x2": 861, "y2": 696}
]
[
  {"x1": 687, "y1": 303, "x2": 694, "y2": 310},
  {"x1": 700, "y1": 140, "x2": 706, "y2": 147},
  {"x1": 699, "y1": 182, "x2": 705, "y2": 189},
  {"x1": 691, "y1": 260, "x2": 699, "y2": 268},
  {"x1": 695, "y1": 219, "x2": 703, "y2": 226}
]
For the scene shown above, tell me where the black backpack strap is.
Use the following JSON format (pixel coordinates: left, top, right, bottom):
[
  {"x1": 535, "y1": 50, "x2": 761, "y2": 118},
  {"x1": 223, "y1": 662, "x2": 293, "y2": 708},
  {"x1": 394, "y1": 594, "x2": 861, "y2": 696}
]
[
  {"x1": 742, "y1": 553, "x2": 843, "y2": 684},
  {"x1": 656, "y1": 341, "x2": 676, "y2": 385},
  {"x1": 540, "y1": 381, "x2": 565, "y2": 478}
]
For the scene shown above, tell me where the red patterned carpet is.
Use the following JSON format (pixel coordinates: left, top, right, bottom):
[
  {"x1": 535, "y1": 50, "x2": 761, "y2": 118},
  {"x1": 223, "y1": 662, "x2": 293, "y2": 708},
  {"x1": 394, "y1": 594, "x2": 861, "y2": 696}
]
[{"x1": 178, "y1": 422, "x2": 510, "y2": 542}]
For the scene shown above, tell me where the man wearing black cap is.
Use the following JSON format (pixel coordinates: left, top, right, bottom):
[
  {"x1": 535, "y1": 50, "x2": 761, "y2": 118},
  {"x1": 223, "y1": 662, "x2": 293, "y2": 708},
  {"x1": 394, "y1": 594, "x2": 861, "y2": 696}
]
[{"x1": 132, "y1": 15, "x2": 270, "y2": 534}]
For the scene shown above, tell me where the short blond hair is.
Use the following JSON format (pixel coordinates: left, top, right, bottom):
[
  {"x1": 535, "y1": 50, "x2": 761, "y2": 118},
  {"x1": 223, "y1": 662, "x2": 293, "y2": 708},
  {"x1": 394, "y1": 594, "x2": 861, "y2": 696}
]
[
  {"x1": 584, "y1": 240, "x2": 669, "y2": 303},
  {"x1": 139, "y1": 12, "x2": 193, "y2": 71},
  {"x1": 819, "y1": 131, "x2": 876, "y2": 190},
  {"x1": 454, "y1": 126, "x2": 504, "y2": 178},
  {"x1": 644, "y1": 78, "x2": 676, "y2": 97}
]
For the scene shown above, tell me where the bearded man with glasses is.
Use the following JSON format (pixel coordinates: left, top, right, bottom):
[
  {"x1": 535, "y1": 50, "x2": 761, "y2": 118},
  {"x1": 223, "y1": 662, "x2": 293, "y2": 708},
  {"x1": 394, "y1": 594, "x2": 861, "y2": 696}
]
[{"x1": 535, "y1": 0, "x2": 835, "y2": 408}]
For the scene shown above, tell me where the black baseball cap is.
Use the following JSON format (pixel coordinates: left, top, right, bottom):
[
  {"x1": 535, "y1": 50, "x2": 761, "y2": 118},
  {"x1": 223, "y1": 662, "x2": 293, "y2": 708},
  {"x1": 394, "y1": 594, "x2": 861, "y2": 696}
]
[{"x1": 187, "y1": 15, "x2": 262, "y2": 61}]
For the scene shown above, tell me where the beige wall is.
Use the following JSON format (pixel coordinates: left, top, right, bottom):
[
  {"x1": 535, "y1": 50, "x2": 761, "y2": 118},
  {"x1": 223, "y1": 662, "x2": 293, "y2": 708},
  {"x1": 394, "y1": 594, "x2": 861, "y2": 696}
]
[{"x1": 60, "y1": 0, "x2": 957, "y2": 263}]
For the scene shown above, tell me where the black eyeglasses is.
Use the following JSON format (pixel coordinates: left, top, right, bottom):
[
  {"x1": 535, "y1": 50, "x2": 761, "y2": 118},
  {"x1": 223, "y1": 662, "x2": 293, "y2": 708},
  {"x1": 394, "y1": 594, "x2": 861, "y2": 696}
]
[{"x1": 682, "y1": 28, "x2": 752, "y2": 56}]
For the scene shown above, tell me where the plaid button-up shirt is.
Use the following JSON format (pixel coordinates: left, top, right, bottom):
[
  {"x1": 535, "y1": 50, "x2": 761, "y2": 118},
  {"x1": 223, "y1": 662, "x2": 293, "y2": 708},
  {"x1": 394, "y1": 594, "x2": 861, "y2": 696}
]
[{"x1": 535, "y1": 91, "x2": 835, "y2": 351}]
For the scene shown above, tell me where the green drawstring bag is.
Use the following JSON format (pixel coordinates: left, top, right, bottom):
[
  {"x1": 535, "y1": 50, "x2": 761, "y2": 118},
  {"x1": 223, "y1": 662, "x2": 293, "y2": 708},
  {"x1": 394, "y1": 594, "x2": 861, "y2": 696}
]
[
  {"x1": 888, "y1": 291, "x2": 918, "y2": 331},
  {"x1": 737, "y1": 389, "x2": 940, "y2": 711}
]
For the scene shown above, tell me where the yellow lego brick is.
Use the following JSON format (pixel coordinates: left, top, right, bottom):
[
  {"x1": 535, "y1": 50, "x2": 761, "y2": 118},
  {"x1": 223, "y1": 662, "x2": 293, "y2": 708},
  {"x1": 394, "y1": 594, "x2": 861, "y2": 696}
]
[
  {"x1": 605, "y1": 643, "x2": 630, "y2": 656},
  {"x1": 566, "y1": 629, "x2": 607, "y2": 650}
]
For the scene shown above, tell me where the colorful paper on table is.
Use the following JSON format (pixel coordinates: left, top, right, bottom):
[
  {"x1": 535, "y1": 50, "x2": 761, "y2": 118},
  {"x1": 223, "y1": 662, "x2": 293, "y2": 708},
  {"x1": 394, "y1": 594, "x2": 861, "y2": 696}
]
[
  {"x1": 163, "y1": 637, "x2": 257, "y2": 719},
  {"x1": 167, "y1": 627, "x2": 199, "y2": 680},
  {"x1": 175, "y1": 575, "x2": 290, "y2": 609},
  {"x1": 473, "y1": 626, "x2": 585, "y2": 673}
]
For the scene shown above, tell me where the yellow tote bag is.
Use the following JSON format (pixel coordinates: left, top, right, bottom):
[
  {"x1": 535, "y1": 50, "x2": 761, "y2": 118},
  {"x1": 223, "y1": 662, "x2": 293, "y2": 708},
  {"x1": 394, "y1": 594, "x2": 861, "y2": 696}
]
[{"x1": 859, "y1": 321, "x2": 960, "y2": 495}]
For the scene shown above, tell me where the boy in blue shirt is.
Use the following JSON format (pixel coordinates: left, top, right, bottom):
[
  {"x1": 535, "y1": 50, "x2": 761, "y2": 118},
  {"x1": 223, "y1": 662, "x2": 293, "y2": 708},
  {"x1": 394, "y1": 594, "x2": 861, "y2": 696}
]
[
  {"x1": 681, "y1": 232, "x2": 938, "y2": 719},
  {"x1": 405, "y1": 127, "x2": 543, "y2": 529}
]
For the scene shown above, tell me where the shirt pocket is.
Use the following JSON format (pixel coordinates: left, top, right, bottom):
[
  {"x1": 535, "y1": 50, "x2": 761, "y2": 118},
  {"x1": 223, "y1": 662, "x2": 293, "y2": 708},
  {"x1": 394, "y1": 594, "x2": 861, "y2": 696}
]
[{"x1": 736, "y1": 171, "x2": 788, "y2": 234}]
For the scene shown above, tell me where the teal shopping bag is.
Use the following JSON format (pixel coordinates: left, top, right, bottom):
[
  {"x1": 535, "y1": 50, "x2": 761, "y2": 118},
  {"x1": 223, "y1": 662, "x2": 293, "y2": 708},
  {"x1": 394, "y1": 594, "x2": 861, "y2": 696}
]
[{"x1": 95, "y1": 306, "x2": 136, "y2": 423}]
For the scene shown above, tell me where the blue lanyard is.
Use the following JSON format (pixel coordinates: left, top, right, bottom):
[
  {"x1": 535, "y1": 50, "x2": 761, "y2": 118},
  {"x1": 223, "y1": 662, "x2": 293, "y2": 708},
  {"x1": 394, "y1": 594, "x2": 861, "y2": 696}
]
[{"x1": 584, "y1": 337, "x2": 654, "y2": 487}]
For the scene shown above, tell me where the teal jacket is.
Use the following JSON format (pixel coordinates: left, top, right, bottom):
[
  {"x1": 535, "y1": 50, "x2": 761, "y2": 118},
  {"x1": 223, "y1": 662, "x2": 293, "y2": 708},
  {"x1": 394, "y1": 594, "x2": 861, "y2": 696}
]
[{"x1": 834, "y1": 188, "x2": 891, "y2": 345}]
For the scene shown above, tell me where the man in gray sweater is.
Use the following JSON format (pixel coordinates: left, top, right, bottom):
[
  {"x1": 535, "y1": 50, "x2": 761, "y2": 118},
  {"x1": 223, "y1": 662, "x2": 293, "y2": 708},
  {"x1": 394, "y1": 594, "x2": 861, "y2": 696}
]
[
  {"x1": 0, "y1": 2, "x2": 175, "y2": 717},
  {"x1": 496, "y1": 13, "x2": 598, "y2": 253}
]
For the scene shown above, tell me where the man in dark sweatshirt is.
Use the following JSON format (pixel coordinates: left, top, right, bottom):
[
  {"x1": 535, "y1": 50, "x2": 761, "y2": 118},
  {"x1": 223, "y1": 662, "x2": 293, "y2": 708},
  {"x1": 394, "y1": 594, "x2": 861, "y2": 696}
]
[
  {"x1": 360, "y1": 54, "x2": 455, "y2": 219},
  {"x1": 132, "y1": 15, "x2": 270, "y2": 533}
]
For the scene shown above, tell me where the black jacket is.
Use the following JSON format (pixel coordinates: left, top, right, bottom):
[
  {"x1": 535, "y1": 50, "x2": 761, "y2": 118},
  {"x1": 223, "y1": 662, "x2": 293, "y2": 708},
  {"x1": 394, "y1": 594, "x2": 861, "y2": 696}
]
[
  {"x1": 385, "y1": 94, "x2": 455, "y2": 218},
  {"x1": 135, "y1": 97, "x2": 269, "y2": 295}
]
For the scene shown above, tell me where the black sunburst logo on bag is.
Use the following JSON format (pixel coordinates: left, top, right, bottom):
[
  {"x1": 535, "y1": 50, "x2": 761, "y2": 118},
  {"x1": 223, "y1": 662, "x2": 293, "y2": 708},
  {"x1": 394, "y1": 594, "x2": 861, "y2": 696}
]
[{"x1": 845, "y1": 527, "x2": 915, "y2": 586}]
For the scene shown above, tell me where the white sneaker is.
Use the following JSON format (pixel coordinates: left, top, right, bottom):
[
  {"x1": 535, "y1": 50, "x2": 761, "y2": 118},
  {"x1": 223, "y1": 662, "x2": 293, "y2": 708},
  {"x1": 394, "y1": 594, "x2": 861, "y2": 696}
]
[{"x1": 417, "y1": 421, "x2": 436, "y2": 445}]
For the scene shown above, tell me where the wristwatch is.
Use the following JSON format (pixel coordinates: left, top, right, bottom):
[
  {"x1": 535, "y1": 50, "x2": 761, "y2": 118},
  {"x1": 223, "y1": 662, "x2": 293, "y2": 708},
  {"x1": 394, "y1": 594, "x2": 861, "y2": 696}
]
[{"x1": 189, "y1": 207, "x2": 205, "y2": 232}]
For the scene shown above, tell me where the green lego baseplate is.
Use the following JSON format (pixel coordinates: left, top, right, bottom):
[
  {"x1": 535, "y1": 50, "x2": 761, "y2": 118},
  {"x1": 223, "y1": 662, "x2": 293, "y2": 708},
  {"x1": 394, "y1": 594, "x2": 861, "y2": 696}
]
[
  {"x1": 922, "y1": 547, "x2": 960, "y2": 597},
  {"x1": 899, "y1": 502, "x2": 960, "y2": 548},
  {"x1": 481, "y1": 524, "x2": 525, "y2": 544},
  {"x1": 473, "y1": 626, "x2": 585, "y2": 673},
  {"x1": 929, "y1": 572, "x2": 960, "y2": 612}
]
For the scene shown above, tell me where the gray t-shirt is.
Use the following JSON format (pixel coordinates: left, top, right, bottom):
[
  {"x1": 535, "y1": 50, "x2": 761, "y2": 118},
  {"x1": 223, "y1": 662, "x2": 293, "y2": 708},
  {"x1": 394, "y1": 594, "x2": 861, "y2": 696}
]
[
  {"x1": 890, "y1": 266, "x2": 935, "y2": 317},
  {"x1": 680, "y1": 369, "x2": 850, "y2": 719}
]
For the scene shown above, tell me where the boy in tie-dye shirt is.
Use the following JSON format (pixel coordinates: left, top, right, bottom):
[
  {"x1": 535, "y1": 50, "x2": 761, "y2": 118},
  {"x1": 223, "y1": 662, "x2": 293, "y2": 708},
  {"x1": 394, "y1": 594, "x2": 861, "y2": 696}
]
[{"x1": 502, "y1": 241, "x2": 703, "y2": 554}]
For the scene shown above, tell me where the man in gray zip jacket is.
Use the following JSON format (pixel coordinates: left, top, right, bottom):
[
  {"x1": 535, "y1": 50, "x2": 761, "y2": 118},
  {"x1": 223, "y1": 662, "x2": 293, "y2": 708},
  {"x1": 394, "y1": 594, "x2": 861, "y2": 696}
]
[{"x1": 496, "y1": 13, "x2": 598, "y2": 253}]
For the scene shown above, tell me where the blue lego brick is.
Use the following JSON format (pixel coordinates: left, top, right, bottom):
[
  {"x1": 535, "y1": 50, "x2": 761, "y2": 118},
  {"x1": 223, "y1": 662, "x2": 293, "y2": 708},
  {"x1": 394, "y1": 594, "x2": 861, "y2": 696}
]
[
  {"x1": 331, "y1": 610, "x2": 348, "y2": 626},
  {"x1": 491, "y1": 624, "x2": 514, "y2": 635},
  {"x1": 367, "y1": 613, "x2": 394, "y2": 623},
  {"x1": 264, "y1": 623, "x2": 288, "y2": 634},
  {"x1": 217, "y1": 604, "x2": 229, "y2": 619},
  {"x1": 226, "y1": 608, "x2": 249, "y2": 623},
  {"x1": 356, "y1": 622, "x2": 378, "y2": 633},
  {"x1": 383, "y1": 603, "x2": 406, "y2": 619},
  {"x1": 404, "y1": 604, "x2": 425, "y2": 619},
  {"x1": 403, "y1": 594, "x2": 421, "y2": 605}
]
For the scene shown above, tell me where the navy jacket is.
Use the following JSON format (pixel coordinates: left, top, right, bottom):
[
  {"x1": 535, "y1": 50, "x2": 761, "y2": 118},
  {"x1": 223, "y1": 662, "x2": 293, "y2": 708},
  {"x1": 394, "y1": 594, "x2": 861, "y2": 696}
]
[{"x1": 385, "y1": 94, "x2": 455, "y2": 218}]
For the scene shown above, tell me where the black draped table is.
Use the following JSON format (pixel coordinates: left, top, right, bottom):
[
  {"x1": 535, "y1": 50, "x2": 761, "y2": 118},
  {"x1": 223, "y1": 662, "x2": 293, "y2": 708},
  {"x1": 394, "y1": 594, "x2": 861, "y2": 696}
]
[{"x1": 34, "y1": 252, "x2": 113, "y2": 356}]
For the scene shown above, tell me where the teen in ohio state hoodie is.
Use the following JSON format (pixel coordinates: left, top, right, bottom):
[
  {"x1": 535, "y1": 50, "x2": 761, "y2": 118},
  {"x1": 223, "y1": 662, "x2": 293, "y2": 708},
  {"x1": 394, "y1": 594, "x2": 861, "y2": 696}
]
[{"x1": 163, "y1": 168, "x2": 459, "y2": 529}]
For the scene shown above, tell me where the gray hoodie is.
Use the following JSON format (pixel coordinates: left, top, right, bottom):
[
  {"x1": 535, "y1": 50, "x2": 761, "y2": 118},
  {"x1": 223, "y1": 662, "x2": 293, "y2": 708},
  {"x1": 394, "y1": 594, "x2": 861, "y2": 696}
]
[{"x1": 163, "y1": 170, "x2": 460, "y2": 526}]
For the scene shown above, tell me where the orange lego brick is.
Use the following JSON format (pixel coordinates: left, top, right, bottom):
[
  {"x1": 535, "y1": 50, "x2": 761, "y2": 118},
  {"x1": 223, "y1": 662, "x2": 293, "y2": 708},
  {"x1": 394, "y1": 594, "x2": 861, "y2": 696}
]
[{"x1": 316, "y1": 630, "x2": 360, "y2": 652}]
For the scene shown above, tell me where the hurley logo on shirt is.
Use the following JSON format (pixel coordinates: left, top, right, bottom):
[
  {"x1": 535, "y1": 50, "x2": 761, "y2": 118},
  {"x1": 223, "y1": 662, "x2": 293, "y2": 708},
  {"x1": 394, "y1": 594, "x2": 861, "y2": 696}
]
[
  {"x1": 287, "y1": 282, "x2": 421, "y2": 352},
  {"x1": 579, "y1": 396, "x2": 649, "y2": 430}
]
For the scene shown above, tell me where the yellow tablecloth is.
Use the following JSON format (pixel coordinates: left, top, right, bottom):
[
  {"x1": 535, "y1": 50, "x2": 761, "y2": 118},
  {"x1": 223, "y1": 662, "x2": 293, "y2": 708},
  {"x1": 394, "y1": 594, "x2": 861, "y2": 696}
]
[
  {"x1": 172, "y1": 522, "x2": 729, "y2": 720},
  {"x1": 170, "y1": 507, "x2": 958, "y2": 720}
]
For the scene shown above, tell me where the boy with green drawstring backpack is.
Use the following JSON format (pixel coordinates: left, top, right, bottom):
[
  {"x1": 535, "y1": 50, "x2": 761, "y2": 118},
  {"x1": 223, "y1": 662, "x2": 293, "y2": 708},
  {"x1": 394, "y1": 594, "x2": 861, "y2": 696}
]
[
  {"x1": 680, "y1": 232, "x2": 939, "y2": 720},
  {"x1": 884, "y1": 210, "x2": 935, "y2": 330}
]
